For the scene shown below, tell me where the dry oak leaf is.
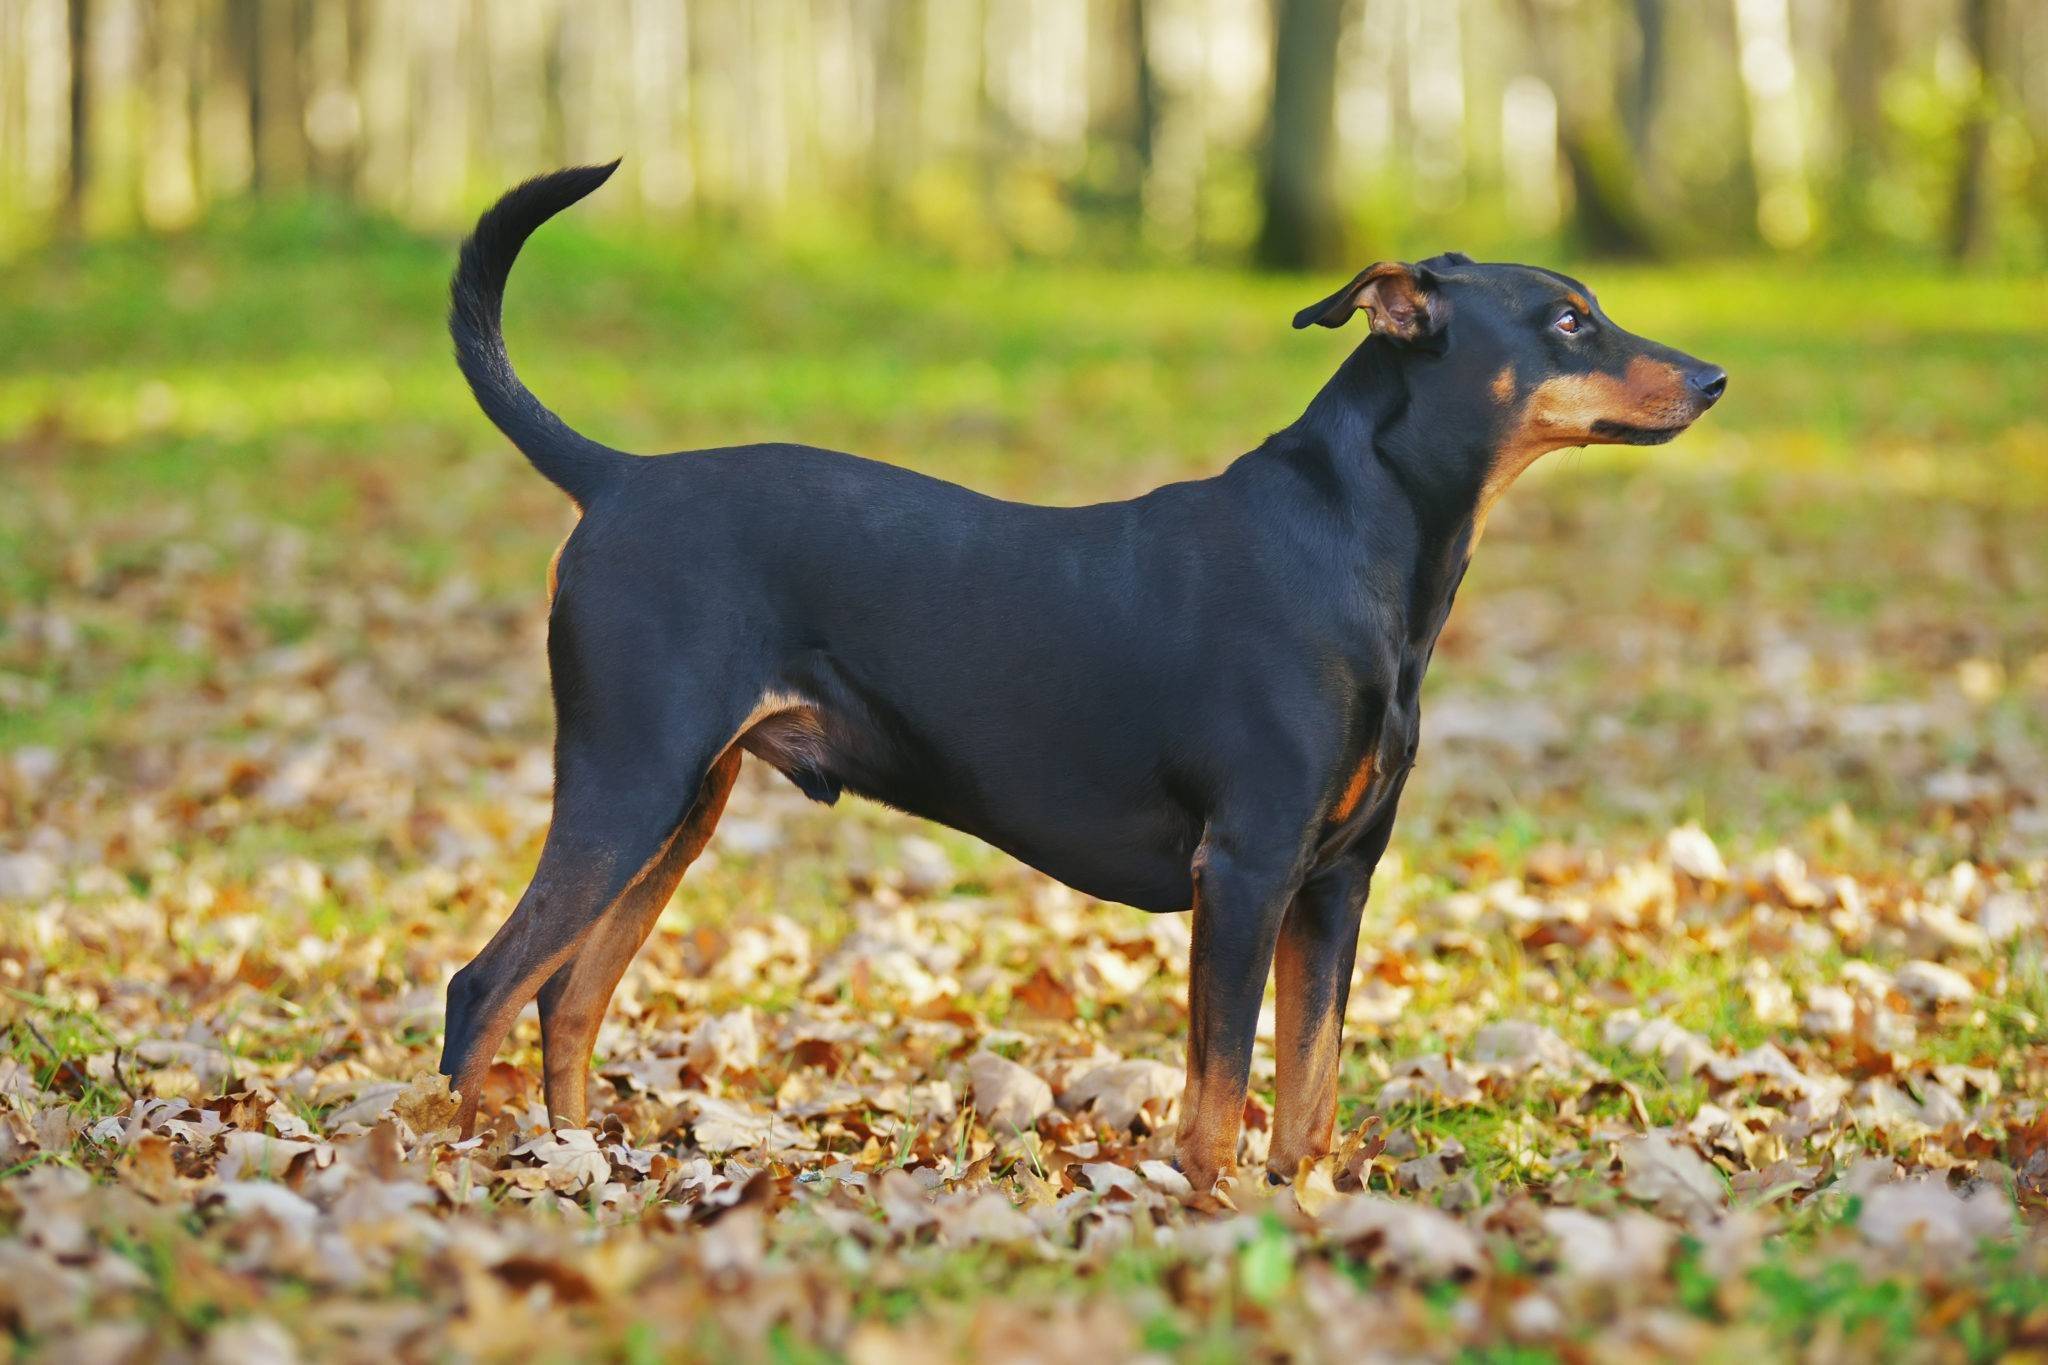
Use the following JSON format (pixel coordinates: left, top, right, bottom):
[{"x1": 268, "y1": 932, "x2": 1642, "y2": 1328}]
[
  {"x1": 1541, "y1": 1207, "x2": 1677, "y2": 1284},
  {"x1": 1665, "y1": 825, "x2": 1727, "y2": 882},
  {"x1": 1059, "y1": 1058, "x2": 1181, "y2": 1130},
  {"x1": 204, "y1": 1318, "x2": 302, "y2": 1365},
  {"x1": 391, "y1": 1070, "x2": 460, "y2": 1138},
  {"x1": 1137, "y1": 1159, "x2": 1193, "y2": 1198},
  {"x1": 683, "y1": 1093, "x2": 805, "y2": 1153},
  {"x1": 1602, "y1": 1012, "x2": 1716, "y2": 1080},
  {"x1": 1376, "y1": 1055, "x2": 1485, "y2": 1108},
  {"x1": 687, "y1": 1008, "x2": 763, "y2": 1079},
  {"x1": 1395, "y1": 1140, "x2": 1466, "y2": 1194},
  {"x1": 1469, "y1": 1020, "x2": 1599, "y2": 1078},
  {"x1": 1289, "y1": 1156, "x2": 1345, "y2": 1219},
  {"x1": 934, "y1": 1192, "x2": 1040, "y2": 1245},
  {"x1": 1703, "y1": 1043, "x2": 1846, "y2": 1103},
  {"x1": 0, "y1": 1243, "x2": 89, "y2": 1339},
  {"x1": 118, "y1": 1133, "x2": 183, "y2": 1201},
  {"x1": 845, "y1": 1323, "x2": 958, "y2": 1365},
  {"x1": 1620, "y1": 1134, "x2": 1726, "y2": 1221},
  {"x1": 510, "y1": 1128, "x2": 611, "y2": 1192},
  {"x1": 1893, "y1": 960, "x2": 1975, "y2": 1008},
  {"x1": 217, "y1": 1131, "x2": 321, "y2": 1181},
  {"x1": 321, "y1": 1083, "x2": 408, "y2": 1130},
  {"x1": 206, "y1": 1181, "x2": 322, "y2": 1233},
  {"x1": 1856, "y1": 1176, "x2": 2014, "y2": 1257},
  {"x1": 966, "y1": 1051, "x2": 1054, "y2": 1133},
  {"x1": 1315, "y1": 1194, "x2": 1484, "y2": 1277},
  {"x1": 1800, "y1": 984, "x2": 1857, "y2": 1038},
  {"x1": 1076, "y1": 1162, "x2": 1146, "y2": 1199},
  {"x1": 1010, "y1": 964, "x2": 1078, "y2": 1020},
  {"x1": 134, "y1": 1039, "x2": 239, "y2": 1086}
]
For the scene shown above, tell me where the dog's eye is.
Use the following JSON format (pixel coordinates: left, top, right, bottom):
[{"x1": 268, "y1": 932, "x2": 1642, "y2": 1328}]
[{"x1": 1553, "y1": 309, "x2": 1582, "y2": 336}]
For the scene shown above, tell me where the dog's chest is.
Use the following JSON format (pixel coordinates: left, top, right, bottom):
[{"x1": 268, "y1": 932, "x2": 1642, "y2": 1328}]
[{"x1": 1325, "y1": 682, "x2": 1419, "y2": 833}]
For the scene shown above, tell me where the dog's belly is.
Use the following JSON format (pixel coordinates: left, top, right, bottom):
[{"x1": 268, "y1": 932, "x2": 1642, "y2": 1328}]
[
  {"x1": 731, "y1": 636, "x2": 1207, "y2": 911},
  {"x1": 863, "y1": 779, "x2": 1200, "y2": 913},
  {"x1": 740, "y1": 709, "x2": 1198, "y2": 911}
]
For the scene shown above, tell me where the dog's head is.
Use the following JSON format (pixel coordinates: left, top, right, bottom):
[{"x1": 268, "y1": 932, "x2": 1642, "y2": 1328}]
[{"x1": 1294, "y1": 256, "x2": 1725, "y2": 517}]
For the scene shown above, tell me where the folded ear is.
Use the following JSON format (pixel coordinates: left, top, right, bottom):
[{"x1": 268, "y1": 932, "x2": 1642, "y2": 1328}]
[{"x1": 1291, "y1": 262, "x2": 1447, "y2": 341}]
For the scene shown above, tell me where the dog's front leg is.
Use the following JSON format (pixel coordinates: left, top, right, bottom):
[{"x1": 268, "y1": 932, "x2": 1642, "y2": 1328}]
[
  {"x1": 1268, "y1": 860, "x2": 1373, "y2": 1178},
  {"x1": 1268, "y1": 789, "x2": 1403, "y2": 1178},
  {"x1": 1175, "y1": 840, "x2": 1298, "y2": 1192}
]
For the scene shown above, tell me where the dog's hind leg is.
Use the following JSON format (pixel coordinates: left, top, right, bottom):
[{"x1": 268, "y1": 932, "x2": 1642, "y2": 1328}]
[
  {"x1": 533, "y1": 747, "x2": 742, "y2": 1127},
  {"x1": 439, "y1": 683, "x2": 741, "y2": 1134}
]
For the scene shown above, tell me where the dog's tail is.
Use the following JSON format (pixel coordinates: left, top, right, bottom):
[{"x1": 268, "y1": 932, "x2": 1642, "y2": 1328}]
[{"x1": 450, "y1": 162, "x2": 627, "y2": 506}]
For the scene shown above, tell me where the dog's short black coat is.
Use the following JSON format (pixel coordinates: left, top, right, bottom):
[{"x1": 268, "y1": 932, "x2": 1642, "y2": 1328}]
[{"x1": 439, "y1": 162, "x2": 1725, "y2": 1186}]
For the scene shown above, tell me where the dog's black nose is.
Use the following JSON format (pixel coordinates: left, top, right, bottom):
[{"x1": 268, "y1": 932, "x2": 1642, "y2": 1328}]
[{"x1": 1690, "y1": 365, "x2": 1728, "y2": 403}]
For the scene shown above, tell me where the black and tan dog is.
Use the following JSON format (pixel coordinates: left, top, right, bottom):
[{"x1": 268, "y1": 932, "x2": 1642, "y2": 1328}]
[{"x1": 438, "y1": 163, "x2": 1725, "y2": 1189}]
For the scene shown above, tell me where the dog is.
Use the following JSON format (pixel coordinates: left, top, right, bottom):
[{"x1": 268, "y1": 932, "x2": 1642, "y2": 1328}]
[{"x1": 438, "y1": 162, "x2": 1725, "y2": 1190}]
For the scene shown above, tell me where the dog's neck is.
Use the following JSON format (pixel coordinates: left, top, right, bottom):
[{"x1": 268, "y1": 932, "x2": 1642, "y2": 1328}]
[{"x1": 1276, "y1": 344, "x2": 1493, "y2": 643}]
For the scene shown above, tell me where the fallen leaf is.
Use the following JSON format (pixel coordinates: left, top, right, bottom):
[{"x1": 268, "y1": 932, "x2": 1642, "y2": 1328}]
[
  {"x1": 1060, "y1": 1059, "x2": 1180, "y2": 1130},
  {"x1": 967, "y1": 1051, "x2": 1054, "y2": 1133},
  {"x1": 1620, "y1": 1134, "x2": 1725, "y2": 1221}
]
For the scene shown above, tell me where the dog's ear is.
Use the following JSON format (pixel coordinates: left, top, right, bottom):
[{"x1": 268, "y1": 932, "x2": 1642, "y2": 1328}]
[{"x1": 1291, "y1": 262, "x2": 1447, "y2": 342}]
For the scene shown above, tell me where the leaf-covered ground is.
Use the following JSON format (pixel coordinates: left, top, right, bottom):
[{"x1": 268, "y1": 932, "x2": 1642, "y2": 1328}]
[{"x1": 2, "y1": 216, "x2": 2046, "y2": 1361}]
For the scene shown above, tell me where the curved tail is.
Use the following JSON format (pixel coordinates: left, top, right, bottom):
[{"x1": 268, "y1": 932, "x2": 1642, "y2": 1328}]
[{"x1": 449, "y1": 162, "x2": 627, "y2": 505}]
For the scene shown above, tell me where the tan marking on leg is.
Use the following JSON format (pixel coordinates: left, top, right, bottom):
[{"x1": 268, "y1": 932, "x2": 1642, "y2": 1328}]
[
  {"x1": 451, "y1": 930, "x2": 592, "y2": 1136},
  {"x1": 1173, "y1": 878, "x2": 1252, "y2": 1191},
  {"x1": 1173, "y1": 880, "x2": 1227, "y2": 1187},
  {"x1": 537, "y1": 750, "x2": 742, "y2": 1126},
  {"x1": 531, "y1": 687, "x2": 829, "y2": 1126},
  {"x1": 454, "y1": 831, "x2": 694, "y2": 1133},
  {"x1": 1175, "y1": 1056, "x2": 1249, "y2": 1191},
  {"x1": 1269, "y1": 923, "x2": 1344, "y2": 1175},
  {"x1": 464, "y1": 693, "x2": 795, "y2": 1135}
]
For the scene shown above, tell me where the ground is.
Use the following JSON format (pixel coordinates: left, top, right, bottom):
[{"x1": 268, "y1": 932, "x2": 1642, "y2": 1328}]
[{"x1": 1, "y1": 210, "x2": 2046, "y2": 1362}]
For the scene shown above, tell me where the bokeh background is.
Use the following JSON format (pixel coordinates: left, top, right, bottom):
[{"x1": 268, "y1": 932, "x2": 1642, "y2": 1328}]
[
  {"x1": 6, "y1": 0, "x2": 2048, "y2": 264},
  {"x1": 1, "y1": 6, "x2": 2047, "y2": 1358}
]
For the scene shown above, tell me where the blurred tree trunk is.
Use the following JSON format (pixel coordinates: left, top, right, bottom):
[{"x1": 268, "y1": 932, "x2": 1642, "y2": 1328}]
[
  {"x1": 1834, "y1": 0, "x2": 1889, "y2": 240},
  {"x1": 1712, "y1": 0, "x2": 1761, "y2": 241},
  {"x1": 1255, "y1": 0, "x2": 1345, "y2": 271},
  {"x1": 249, "y1": 0, "x2": 309, "y2": 193},
  {"x1": 306, "y1": 1, "x2": 365, "y2": 192},
  {"x1": 1515, "y1": 0, "x2": 1660, "y2": 258},
  {"x1": 226, "y1": 0, "x2": 263, "y2": 192},
  {"x1": 2023, "y1": 0, "x2": 2048, "y2": 237},
  {"x1": 1086, "y1": 0, "x2": 1155, "y2": 231},
  {"x1": 141, "y1": 0, "x2": 201, "y2": 228},
  {"x1": 1125, "y1": 0, "x2": 1156, "y2": 179},
  {"x1": 1557, "y1": 129, "x2": 1658, "y2": 256},
  {"x1": 64, "y1": 0, "x2": 91, "y2": 233},
  {"x1": 1623, "y1": 0, "x2": 1665, "y2": 157},
  {"x1": 1947, "y1": 0, "x2": 1995, "y2": 264},
  {"x1": 870, "y1": 0, "x2": 922, "y2": 231}
]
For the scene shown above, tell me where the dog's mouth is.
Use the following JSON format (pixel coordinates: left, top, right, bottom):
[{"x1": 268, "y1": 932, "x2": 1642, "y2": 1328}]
[{"x1": 1589, "y1": 418, "x2": 1693, "y2": 446}]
